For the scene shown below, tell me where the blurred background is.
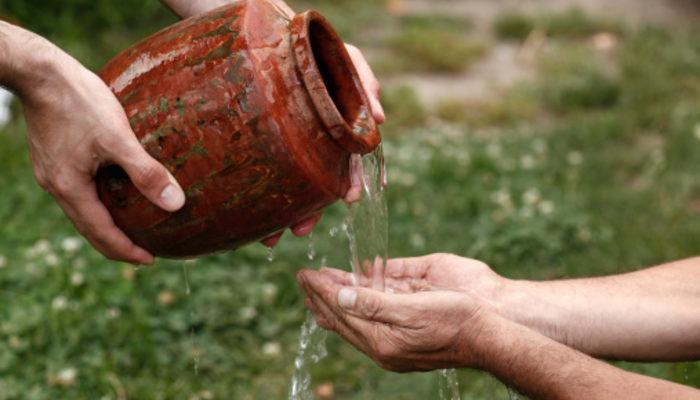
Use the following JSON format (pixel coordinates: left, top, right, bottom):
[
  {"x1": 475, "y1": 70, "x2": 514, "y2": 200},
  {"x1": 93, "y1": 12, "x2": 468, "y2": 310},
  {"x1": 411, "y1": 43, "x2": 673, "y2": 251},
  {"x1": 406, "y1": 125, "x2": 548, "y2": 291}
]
[{"x1": 1, "y1": 0, "x2": 700, "y2": 398}]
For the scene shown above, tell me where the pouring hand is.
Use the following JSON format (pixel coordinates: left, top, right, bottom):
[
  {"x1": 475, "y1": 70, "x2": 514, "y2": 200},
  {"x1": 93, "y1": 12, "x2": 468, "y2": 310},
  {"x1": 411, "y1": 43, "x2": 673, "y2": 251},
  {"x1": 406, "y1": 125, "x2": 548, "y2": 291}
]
[{"x1": 0, "y1": 22, "x2": 186, "y2": 264}]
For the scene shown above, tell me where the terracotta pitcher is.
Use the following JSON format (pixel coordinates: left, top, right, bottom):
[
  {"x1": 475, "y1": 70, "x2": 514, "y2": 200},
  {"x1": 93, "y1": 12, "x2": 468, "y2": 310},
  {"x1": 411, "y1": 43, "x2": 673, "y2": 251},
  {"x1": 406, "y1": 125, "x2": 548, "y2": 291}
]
[{"x1": 96, "y1": 0, "x2": 381, "y2": 258}]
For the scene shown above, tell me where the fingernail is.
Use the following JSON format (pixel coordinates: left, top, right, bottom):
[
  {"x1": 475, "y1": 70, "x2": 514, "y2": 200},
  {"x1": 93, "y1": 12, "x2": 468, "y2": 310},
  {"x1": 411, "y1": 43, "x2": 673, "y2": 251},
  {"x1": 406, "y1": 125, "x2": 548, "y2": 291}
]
[
  {"x1": 338, "y1": 288, "x2": 357, "y2": 309},
  {"x1": 160, "y1": 184, "x2": 185, "y2": 211}
]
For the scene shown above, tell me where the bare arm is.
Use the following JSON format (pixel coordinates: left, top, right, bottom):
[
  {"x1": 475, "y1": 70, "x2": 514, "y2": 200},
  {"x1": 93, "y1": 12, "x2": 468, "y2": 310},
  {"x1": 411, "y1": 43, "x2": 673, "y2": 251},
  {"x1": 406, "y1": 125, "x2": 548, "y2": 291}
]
[
  {"x1": 494, "y1": 257, "x2": 700, "y2": 361},
  {"x1": 380, "y1": 254, "x2": 700, "y2": 361},
  {"x1": 477, "y1": 312, "x2": 699, "y2": 400},
  {"x1": 298, "y1": 267, "x2": 700, "y2": 399},
  {"x1": 159, "y1": 0, "x2": 294, "y2": 19}
]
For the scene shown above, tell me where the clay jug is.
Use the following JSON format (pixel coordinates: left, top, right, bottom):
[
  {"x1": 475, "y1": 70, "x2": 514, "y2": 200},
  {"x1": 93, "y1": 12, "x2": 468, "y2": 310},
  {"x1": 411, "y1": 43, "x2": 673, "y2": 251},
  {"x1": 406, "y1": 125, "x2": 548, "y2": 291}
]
[{"x1": 96, "y1": 0, "x2": 381, "y2": 258}]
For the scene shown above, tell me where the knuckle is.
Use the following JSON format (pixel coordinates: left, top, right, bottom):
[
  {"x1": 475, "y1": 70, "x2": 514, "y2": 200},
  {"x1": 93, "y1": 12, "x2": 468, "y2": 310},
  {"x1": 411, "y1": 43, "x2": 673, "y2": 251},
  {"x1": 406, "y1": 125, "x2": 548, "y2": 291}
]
[
  {"x1": 132, "y1": 161, "x2": 164, "y2": 189},
  {"x1": 95, "y1": 132, "x2": 121, "y2": 154},
  {"x1": 48, "y1": 169, "x2": 74, "y2": 196}
]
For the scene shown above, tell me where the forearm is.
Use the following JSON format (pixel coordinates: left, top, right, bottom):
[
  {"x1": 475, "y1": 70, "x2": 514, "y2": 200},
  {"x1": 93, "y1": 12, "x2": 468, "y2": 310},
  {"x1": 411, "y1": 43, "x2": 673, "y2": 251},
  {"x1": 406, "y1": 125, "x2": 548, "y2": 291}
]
[
  {"x1": 0, "y1": 21, "x2": 73, "y2": 105},
  {"x1": 160, "y1": 0, "x2": 294, "y2": 19},
  {"x1": 494, "y1": 257, "x2": 700, "y2": 361},
  {"x1": 471, "y1": 314, "x2": 700, "y2": 400}
]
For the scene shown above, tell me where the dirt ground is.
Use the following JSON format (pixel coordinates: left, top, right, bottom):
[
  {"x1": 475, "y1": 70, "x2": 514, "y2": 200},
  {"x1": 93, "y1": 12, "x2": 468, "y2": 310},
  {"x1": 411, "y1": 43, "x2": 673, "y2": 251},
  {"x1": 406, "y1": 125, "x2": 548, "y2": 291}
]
[{"x1": 382, "y1": 0, "x2": 700, "y2": 107}]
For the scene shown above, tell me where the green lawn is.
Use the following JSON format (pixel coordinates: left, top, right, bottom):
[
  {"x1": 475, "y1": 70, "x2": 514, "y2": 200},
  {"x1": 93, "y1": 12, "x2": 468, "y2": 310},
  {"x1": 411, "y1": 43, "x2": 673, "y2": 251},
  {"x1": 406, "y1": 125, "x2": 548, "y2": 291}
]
[{"x1": 1, "y1": 1, "x2": 699, "y2": 399}]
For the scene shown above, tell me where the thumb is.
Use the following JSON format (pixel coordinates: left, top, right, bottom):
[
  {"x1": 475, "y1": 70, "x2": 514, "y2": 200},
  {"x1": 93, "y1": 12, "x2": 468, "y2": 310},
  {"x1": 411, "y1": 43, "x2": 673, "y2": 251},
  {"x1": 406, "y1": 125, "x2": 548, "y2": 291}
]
[
  {"x1": 338, "y1": 286, "x2": 408, "y2": 325},
  {"x1": 104, "y1": 135, "x2": 185, "y2": 212}
]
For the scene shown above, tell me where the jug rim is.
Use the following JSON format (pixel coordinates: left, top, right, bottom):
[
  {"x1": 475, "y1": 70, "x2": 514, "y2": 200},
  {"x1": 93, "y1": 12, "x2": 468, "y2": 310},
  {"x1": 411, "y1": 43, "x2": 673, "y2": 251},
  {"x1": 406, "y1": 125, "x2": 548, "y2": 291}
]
[{"x1": 290, "y1": 11, "x2": 381, "y2": 155}]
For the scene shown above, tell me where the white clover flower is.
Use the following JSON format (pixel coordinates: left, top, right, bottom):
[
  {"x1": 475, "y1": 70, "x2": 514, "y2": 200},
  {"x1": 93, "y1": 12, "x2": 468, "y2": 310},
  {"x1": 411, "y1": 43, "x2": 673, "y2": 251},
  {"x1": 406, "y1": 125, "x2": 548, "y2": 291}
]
[
  {"x1": 53, "y1": 368, "x2": 78, "y2": 387},
  {"x1": 520, "y1": 207, "x2": 534, "y2": 219},
  {"x1": 26, "y1": 239, "x2": 51, "y2": 258},
  {"x1": 694, "y1": 123, "x2": 700, "y2": 141},
  {"x1": 520, "y1": 155, "x2": 536, "y2": 170},
  {"x1": 52, "y1": 296, "x2": 68, "y2": 311},
  {"x1": 491, "y1": 189, "x2": 512, "y2": 208},
  {"x1": 261, "y1": 283, "x2": 278, "y2": 303},
  {"x1": 522, "y1": 188, "x2": 541, "y2": 206},
  {"x1": 9, "y1": 336, "x2": 21, "y2": 349},
  {"x1": 107, "y1": 307, "x2": 121, "y2": 319},
  {"x1": 44, "y1": 252, "x2": 60, "y2": 267},
  {"x1": 486, "y1": 143, "x2": 502, "y2": 158},
  {"x1": 262, "y1": 341, "x2": 282, "y2": 357},
  {"x1": 70, "y1": 272, "x2": 85, "y2": 286},
  {"x1": 532, "y1": 139, "x2": 547, "y2": 154},
  {"x1": 577, "y1": 227, "x2": 593, "y2": 242},
  {"x1": 61, "y1": 237, "x2": 83, "y2": 254},
  {"x1": 539, "y1": 200, "x2": 555, "y2": 215},
  {"x1": 567, "y1": 151, "x2": 584, "y2": 166},
  {"x1": 240, "y1": 306, "x2": 257, "y2": 322},
  {"x1": 72, "y1": 257, "x2": 86, "y2": 269},
  {"x1": 0, "y1": 255, "x2": 6, "y2": 269},
  {"x1": 190, "y1": 390, "x2": 214, "y2": 400},
  {"x1": 410, "y1": 233, "x2": 426, "y2": 248},
  {"x1": 157, "y1": 290, "x2": 176, "y2": 306}
]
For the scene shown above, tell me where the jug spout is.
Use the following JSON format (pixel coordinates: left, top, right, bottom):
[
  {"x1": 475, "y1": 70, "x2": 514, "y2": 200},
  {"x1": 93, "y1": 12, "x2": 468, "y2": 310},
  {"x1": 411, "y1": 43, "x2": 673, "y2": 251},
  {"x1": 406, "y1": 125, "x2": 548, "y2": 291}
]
[{"x1": 290, "y1": 11, "x2": 381, "y2": 155}]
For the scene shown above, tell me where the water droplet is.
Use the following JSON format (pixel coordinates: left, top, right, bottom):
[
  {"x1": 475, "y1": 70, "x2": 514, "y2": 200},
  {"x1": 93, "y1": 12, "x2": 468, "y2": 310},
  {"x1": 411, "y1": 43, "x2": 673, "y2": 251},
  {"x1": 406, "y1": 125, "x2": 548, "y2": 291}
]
[
  {"x1": 307, "y1": 233, "x2": 316, "y2": 261},
  {"x1": 438, "y1": 369, "x2": 460, "y2": 400},
  {"x1": 507, "y1": 387, "x2": 521, "y2": 400},
  {"x1": 266, "y1": 247, "x2": 275, "y2": 262},
  {"x1": 182, "y1": 262, "x2": 198, "y2": 375}
]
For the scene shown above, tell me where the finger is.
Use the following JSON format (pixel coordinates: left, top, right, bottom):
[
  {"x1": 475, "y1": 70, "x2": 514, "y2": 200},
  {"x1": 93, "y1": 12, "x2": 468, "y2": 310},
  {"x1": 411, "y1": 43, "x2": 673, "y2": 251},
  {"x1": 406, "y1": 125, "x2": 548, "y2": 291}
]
[
  {"x1": 301, "y1": 269, "x2": 410, "y2": 325},
  {"x1": 298, "y1": 271, "x2": 372, "y2": 352},
  {"x1": 385, "y1": 257, "x2": 431, "y2": 279},
  {"x1": 304, "y1": 296, "x2": 332, "y2": 330},
  {"x1": 290, "y1": 212, "x2": 322, "y2": 237},
  {"x1": 55, "y1": 179, "x2": 153, "y2": 264},
  {"x1": 98, "y1": 132, "x2": 185, "y2": 212},
  {"x1": 261, "y1": 231, "x2": 283, "y2": 248},
  {"x1": 344, "y1": 154, "x2": 363, "y2": 204},
  {"x1": 345, "y1": 44, "x2": 385, "y2": 123},
  {"x1": 318, "y1": 267, "x2": 355, "y2": 286}
]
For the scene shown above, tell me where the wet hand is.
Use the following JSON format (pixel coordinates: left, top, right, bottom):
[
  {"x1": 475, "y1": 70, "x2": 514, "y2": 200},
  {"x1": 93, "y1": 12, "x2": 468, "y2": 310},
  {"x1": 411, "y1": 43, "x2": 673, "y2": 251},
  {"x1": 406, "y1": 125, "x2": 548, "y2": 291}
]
[{"x1": 297, "y1": 267, "x2": 488, "y2": 372}]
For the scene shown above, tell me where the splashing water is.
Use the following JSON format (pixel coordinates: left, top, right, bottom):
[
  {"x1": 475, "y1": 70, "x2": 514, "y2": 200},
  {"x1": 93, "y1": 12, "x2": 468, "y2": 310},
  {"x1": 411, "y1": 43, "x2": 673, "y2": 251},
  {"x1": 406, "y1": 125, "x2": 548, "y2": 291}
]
[
  {"x1": 307, "y1": 233, "x2": 316, "y2": 262},
  {"x1": 438, "y1": 369, "x2": 461, "y2": 400},
  {"x1": 182, "y1": 262, "x2": 199, "y2": 375},
  {"x1": 288, "y1": 313, "x2": 328, "y2": 399}
]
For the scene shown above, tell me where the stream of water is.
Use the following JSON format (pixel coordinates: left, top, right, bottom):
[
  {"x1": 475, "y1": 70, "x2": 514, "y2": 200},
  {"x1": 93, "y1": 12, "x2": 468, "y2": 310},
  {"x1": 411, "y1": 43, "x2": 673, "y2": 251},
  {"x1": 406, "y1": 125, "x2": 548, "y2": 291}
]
[
  {"x1": 288, "y1": 147, "x2": 462, "y2": 399},
  {"x1": 182, "y1": 262, "x2": 199, "y2": 375}
]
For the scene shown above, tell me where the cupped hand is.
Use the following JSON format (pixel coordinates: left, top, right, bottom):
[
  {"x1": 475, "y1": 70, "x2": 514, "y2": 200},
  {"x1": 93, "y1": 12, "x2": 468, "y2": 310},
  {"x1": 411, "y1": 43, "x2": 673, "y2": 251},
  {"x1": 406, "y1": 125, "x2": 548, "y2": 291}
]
[
  {"x1": 306, "y1": 254, "x2": 505, "y2": 304},
  {"x1": 23, "y1": 54, "x2": 186, "y2": 264},
  {"x1": 297, "y1": 267, "x2": 487, "y2": 372}
]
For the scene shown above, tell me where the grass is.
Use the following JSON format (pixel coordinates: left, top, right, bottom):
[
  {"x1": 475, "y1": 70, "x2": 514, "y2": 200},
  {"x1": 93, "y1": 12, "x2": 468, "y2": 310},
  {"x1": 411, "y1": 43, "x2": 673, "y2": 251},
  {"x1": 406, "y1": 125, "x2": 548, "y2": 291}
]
[
  {"x1": 383, "y1": 12, "x2": 488, "y2": 74},
  {"x1": 494, "y1": 8, "x2": 625, "y2": 41},
  {"x1": 1, "y1": 1, "x2": 700, "y2": 399}
]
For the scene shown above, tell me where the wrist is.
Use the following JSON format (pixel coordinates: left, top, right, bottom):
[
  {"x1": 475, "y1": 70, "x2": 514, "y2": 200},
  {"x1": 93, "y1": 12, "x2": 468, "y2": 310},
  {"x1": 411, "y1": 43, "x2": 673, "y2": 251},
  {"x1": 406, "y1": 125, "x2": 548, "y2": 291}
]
[
  {"x1": 457, "y1": 307, "x2": 515, "y2": 370},
  {"x1": 493, "y1": 279, "x2": 572, "y2": 347},
  {"x1": 0, "y1": 22, "x2": 72, "y2": 105}
]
